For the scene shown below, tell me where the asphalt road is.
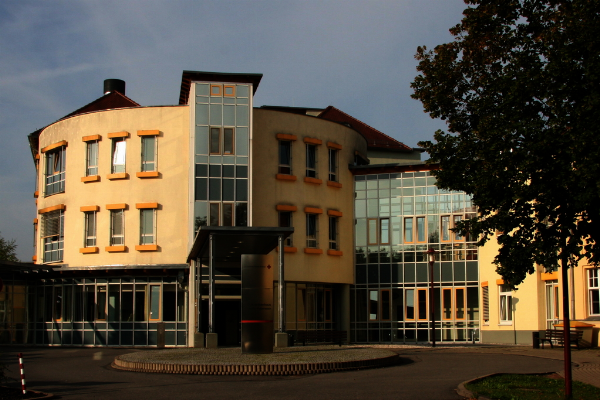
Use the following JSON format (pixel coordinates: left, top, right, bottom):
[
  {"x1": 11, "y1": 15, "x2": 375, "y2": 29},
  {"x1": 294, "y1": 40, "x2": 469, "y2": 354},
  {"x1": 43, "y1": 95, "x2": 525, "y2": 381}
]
[{"x1": 1, "y1": 347, "x2": 564, "y2": 399}]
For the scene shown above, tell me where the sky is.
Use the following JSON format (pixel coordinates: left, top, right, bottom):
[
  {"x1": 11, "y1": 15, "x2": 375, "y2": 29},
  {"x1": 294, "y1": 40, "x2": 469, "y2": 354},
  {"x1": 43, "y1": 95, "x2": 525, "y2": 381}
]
[{"x1": 0, "y1": 0, "x2": 467, "y2": 261}]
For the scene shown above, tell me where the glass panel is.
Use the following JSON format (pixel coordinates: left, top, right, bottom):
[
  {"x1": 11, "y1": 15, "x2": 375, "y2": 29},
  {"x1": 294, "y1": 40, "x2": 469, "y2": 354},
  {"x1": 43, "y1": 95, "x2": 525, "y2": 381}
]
[
  {"x1": 108, "y1": 285, "x2": 120, "y2": 321},
  {"x1": 209, "y1": 179, "x2": 221, "y2": 200},
  {"x1": 223, "y1": 179, "x2": 234, "y2": 201},
  {"x1": 380, "y1": 218, "x2": 390, "y2": 244},
  {"x1": 195, "y1": 103, "x2": 209, "y2": 125},
  {"x1": 54, "y1": 286, "x2": 62, "y2": 320},
  {"x1": 369, "y1": 290, "x2": 378, "y2": 320},
  {"x1": 381, "y1": 290, "x2": 390, "y2": 320},
  {"x1": 149, "y1": 285, "x2": 160, "y2": 320},
  {"x1": 236, "y1": 127, "x2": 248, "y2": 156},
  {"x1": 210, "y1": 203, "x2": 220, "y2": 226},
  {"x1": 442, "y1": 289, "x2": 452, "y2": 319},
  {"x1": 223, "y1": 106, "x2": 235, "y2": 126},
  {"x1": 236, "y1": 105, "x2": 249, "y2": 126},
  {"x1": 121, "y1": 284, "x2": 134, "y2": 321},
  {"x1": 210, "y1": 128, "x2": 220, "y2": 154},
  {"x1": 235, "y1": 203, "x2": 247, "y2": 226},
  {"x1": 141, "y1": 136, "x2": 156, "y2": 172},
  {"x1": 406, "y1": 289, "x2": 415, "y2": 319},
  {"x1": 112, "y1": 139, "x2": 126, "y2": 173},
  {"x1": 222, "y1": 203, "x2": 233, "y2": 226},
  {"x1": 210, "y1": 104, "x2": 222, "y2": 125},
  {"x1": 163, "y1": 284, "x2": 176, "y2": 321},
  {"x1": 417, "y1": 289, "x2": 427, "y2": 320},
  {"x1": 195, "y1": 178, "x2": 207, "y2": 200},
  {"x1": 224, "y1": 128, "x2": 234, "y2": 154},
  {"x1": 236, "y1": 179, "x2": 247, "y2": 201},
  {"x1": 135, "y1": 285, "x2": 147, "y2": 321},
  {"x1": 97, "y1": 286, "x2": 107, "y2": 320}
]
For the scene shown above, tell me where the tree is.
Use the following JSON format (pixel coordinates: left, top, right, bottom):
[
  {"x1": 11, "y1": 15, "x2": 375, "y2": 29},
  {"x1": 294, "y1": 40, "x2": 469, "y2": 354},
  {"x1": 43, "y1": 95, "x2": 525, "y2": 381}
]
[
  {"x1": 0, "y1": 232, "x2": 19, "y2": 262},
  {"x1": 412, "y1": 2, "x2": 599, "y2": 397},
  {"x1": 411, "y1": 0, "x2": 600, "y2": 287}
]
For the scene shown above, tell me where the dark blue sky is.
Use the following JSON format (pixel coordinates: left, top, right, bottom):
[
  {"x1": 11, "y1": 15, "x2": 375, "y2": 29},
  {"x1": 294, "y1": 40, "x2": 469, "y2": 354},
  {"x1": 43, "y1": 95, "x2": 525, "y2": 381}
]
[{"x1": 0, "y1": 0, "x2": 467, "y2": 260}]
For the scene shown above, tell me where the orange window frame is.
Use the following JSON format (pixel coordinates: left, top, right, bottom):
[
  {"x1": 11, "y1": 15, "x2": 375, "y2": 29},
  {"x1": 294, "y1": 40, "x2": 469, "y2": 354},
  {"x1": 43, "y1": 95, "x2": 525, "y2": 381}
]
[
  {"x1": 223, "y1": 85, "x2": 236, "y2": 97},
  {"x1": 210, "y1": 84, "x2": 222, "y2": 96}
]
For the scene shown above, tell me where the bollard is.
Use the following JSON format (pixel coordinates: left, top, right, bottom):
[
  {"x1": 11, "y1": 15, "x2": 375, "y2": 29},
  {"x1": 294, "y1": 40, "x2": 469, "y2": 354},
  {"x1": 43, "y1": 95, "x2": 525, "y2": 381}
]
[{"x1": 18, "y1": 353, "x2": 27, "y2": 395}]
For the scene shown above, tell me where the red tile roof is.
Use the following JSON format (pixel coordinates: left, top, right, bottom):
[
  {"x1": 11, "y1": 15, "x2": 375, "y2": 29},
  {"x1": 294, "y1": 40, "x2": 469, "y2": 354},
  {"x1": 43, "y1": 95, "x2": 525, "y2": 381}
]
[
  {"x1": 318, "y1": 106, "x2": 413, "y2": 151},
  {"x1": 28, "y1": 91, "x2": 140, "y2": 161}
]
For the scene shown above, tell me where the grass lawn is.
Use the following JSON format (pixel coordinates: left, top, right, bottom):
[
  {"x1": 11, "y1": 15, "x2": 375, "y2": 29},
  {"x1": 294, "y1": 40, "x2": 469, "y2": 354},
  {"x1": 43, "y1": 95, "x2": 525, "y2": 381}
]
[{"x1": 465, "y1": 373, "x2": 600, "y2": 400}]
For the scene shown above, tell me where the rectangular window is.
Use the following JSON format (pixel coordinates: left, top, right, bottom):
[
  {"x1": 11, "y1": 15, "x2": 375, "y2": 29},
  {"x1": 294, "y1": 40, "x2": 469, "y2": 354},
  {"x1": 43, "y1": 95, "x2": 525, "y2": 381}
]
[
  {"x1": 141, "y1": 136, "x2": 156, "y2": 172},
  {"x1": 588, "y1": 269, "x2": 599, "y2": 316},
  {"x1": 499, "y1": 285, "x2": 513, "y2": 323},
  {"x1": 404, "y1": 217, "x2": 414, "y2": 243},
  {"x1": 482, "y1": 286, "x2": 489, "y2": 324},
  {"x1": 324, "y1": 289, "x2": 332, "y2": 322},
  {"x1": 406, "y1": 289, "x2": 415, "y2": 320},
  {"x1": 279, "y1": 211, "x2": 293, "y2": 247},
  {"x1": 329, "y1": 216, "x2": 339, "y2": 250},
  {"x1": 222, "y1": 203, "x2": 234, "y2": 226},
  {"x1": 86, "y1": 141, "x2": 99, "y2": 176},
  {"x1": 97, "y1": 285, "x2": 107, "y2": 321},
  {"x1": 111, "y1": 138, "x2": 126, "y2": 173},
  {"x1": 328, "y1": 148, "x2": 338, "y2": 182},
  {"x1": 149, "y1": 285, "x2": 161, "y2": 321},
  {"x1": 84, "y1": 211, "x2": 97, "y2": 247},
  {"x1": 380, "y1": 218, "x2": 390, "y2": 245},
  {"x1": 210, "y1": 127, "x2": 220, "y2": 154},
  {"x1": 279, "y1": 141, "x2": 292, "y2": 174},
  {"x1": 223, "y1": 128, "x2": 234, "y2": 155},
  {"x1": 297, "y1": 285, "x2": 306, "y2": 321},
  {"x1": 416, "y1": 216, "x2": 426, "y2": 243},
  {"x1": 369, "y1": 290, "x2": 378, "y2": 320},
  {"x1": 453, "y1": 215, "x2": 463, "y2": 240},
  {"x1": 381, "y1": 289, "x2": 391, "y2": 321},
  {"x1": 368, "y1": 218, "x2": 378, "y2": 245},
  {"x1": 455, "y1": 288, "x2": 465, "y2": 320},
  {"x1": 42, "y1": 210, "x2": 64, "y2": 263},
  {"x1": 306, "y1": 144, "x2": 317, "y2": 178},
  {"x1": 140, "y1": 209, "x2": 155, "y2": 244},
  {"x1": 442, "y1": 288, "x2": 452, "y2": 320},
  {"x1": 417, "y1": 289, "x2": 428, "y2": 320},
  {"x1": 45, "y1": 146, "x2": 66, "y2": 195},
  {"x1": 110, "y1": 210, "x2": 125, "y2": 245},
  {"x1": 209, "y1": 203, "x2": 220, "y2": 226},
  {"x1": 306, "y1": 213, "x2": 318, "y2": 248},
  {"x1": 441, "y1": 215, "x2": 451, "y2": 242}
]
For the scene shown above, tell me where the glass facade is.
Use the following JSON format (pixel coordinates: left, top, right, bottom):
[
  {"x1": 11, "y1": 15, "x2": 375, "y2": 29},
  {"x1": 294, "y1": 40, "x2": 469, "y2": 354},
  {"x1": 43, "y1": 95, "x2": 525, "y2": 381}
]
[
  {"x1": 351, "y1": 171, "x2": 480, "y2": 343},
  {"x1": 193, "y1": 82, "x2": 250, "y2": 231},
  {"x1": 0, "y1": 275, "x2": 188, "y2": 347}
]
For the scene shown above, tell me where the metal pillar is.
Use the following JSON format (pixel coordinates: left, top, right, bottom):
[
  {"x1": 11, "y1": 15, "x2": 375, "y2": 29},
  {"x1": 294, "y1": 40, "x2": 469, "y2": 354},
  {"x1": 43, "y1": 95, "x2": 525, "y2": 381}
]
[
  {"x1": 208, "y1": 233, "x2": 214, "y2": 334},
  {"x1": 278, "y1": 234, "x2": 285, "y2": 333}
]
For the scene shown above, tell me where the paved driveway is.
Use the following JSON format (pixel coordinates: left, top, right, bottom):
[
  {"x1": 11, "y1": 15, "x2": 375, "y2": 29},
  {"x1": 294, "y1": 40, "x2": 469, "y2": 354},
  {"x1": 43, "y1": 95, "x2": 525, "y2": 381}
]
[{"x1": 1, "y1": 347, "x2": 564, "y2": 399}]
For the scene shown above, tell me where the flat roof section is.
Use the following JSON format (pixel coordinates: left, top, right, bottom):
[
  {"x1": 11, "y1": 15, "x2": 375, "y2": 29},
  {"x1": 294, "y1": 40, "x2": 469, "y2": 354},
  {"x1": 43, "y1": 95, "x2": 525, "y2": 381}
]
[
  {"x1": 187, "y1": 226, "x2": 294, "y2": 263},
  {"x1": 179, "y1": 70, "x2": 263, "y2": 105}
]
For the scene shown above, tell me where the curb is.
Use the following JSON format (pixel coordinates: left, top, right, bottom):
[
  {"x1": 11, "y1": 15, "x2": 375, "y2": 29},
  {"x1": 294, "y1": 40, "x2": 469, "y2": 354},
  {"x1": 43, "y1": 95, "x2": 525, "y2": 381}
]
[
  {"x1": 112, "y1": 353, "x2": 399, "y2": 375},
  {"x1": 456, "y1": 371, "x2": 558, "y2": 399}
]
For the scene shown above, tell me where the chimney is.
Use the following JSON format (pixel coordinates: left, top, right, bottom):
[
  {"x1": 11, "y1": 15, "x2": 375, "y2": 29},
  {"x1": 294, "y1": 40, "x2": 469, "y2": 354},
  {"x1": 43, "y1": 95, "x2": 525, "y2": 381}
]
[{"x1": 104, "y1": 79, "x2": 126, "y2": 95}]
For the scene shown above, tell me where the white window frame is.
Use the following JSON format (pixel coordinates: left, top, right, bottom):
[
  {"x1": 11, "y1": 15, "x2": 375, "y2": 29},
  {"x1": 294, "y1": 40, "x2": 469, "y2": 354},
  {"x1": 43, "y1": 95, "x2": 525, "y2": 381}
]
[
  {"x1": 42, "y1": 210, "x2": 64, "y2": 263},
  {"x1": 499, "y1": 285, "x2": 513, "y2": 324},
  {"x1": 84, "y1": 211, "x2": 97, "y2": 247},
  {"x1": 306, "y1": 213, "x2": 318, "y2": 248},
  {"x1": 329, "y1": 216, "x2": 339, "y2": 250},
  {"x1": 140, "y1": 136, "x2": 157, "y2": 172},
  {"x1": 306, "y1": 144, "x2": 317, "y2": 178},
  {"x1": 110, "y1": 209, "x2": 125, "y2": 245},
  {"x1": 45, "y1": 146, "x2": 66, "y2": 196},
  {"x1": 279, "y1": 140, "x2": 292, "y2": 175},
  {"x1": 86, "y1": 140, "x2": 99, "y2": 176},
  {"x1": 588, "y1": 269, "x2": 599, "y2": 316},
  {"x1": 139, "y1": 209, "x2": 156, "y2": 245},
  {"x1": 328, "y1": 148, "x2": 338, "y2": 182}
]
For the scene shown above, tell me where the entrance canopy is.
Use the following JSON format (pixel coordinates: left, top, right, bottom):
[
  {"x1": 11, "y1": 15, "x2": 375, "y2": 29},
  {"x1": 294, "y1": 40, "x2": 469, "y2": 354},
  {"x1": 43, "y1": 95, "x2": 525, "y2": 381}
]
[{"x1": 187, "y1": 226, "x2": 294, "y2": 263}]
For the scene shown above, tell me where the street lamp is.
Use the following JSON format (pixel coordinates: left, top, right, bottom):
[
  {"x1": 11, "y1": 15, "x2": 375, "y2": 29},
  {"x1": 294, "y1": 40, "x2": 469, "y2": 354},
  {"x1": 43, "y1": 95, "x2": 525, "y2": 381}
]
[{"x1": 426, "y1": 248, "x2": 437, "y2": 348}]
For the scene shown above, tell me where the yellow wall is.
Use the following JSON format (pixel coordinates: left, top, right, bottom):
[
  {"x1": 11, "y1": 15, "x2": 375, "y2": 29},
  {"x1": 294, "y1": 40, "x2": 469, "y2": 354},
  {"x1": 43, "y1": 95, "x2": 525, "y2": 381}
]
[
  {"x1": 36, "y1": 106, "x2": 190, "y2": 267},
  {"x1": 252, "y1": 109, "x2": 367, "y2": 284}
]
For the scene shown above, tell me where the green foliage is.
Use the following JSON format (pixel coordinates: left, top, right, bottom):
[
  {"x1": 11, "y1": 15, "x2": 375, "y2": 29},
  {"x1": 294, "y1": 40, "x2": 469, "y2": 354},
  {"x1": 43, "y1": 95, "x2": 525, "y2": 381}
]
[
  {"x1": 0, "y1": 231, "x2": 19, "y2": 262},
  {"x1": 465, "y1": 373, "x2": 600, "y2": 400},
  {"x1": 411, "y1": 0, "x2": 600, "y2": 286}
]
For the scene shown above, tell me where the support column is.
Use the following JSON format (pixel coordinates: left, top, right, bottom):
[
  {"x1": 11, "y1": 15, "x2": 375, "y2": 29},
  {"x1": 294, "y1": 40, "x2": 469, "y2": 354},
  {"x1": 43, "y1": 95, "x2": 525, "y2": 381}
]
[
  {"x1": 275, "y1": 234, "x2": 288, "y2": 347},
  {"x1": 206, "y1": 233, "x2": 218, "y2": 348}
]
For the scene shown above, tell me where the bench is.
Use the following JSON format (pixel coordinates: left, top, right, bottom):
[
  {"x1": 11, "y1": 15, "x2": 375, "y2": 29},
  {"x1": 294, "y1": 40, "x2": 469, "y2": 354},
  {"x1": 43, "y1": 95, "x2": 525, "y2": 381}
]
[
  {"x1": 540, "y1": 329, "x2": 583, "y2": 350},
  {"x1": 295, "y1": 330, "x2": 347, "y2": 346}
]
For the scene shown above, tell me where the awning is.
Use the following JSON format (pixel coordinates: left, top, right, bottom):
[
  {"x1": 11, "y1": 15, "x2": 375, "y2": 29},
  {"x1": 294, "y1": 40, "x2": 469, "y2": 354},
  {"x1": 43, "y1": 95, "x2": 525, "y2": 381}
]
[{"x1": 187, "y1": 226, "x2": 294, "y2": 263}]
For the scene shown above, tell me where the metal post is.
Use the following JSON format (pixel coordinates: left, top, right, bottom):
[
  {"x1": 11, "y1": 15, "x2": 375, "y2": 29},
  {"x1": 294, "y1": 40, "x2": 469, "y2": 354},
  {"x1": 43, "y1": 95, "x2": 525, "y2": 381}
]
[
  {"x1": 427, "y1": 248, "x2": 436, "y2": 348},
  {"x1": 208, "y1": 234, "x2": 214, "y2": 334},
  {"x1": 278, "y1": 234, "x2": 285, "y2": 333},
  {"x1": 561, "y1": 247, "x2": 572, "y2": 399}
]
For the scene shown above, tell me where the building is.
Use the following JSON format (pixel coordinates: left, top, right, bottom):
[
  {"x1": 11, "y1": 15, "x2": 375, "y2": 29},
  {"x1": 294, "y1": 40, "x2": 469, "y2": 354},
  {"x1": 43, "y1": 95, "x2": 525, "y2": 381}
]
[{"x1": 2, "y1": 70, "x2": 596, "y2": 347}]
